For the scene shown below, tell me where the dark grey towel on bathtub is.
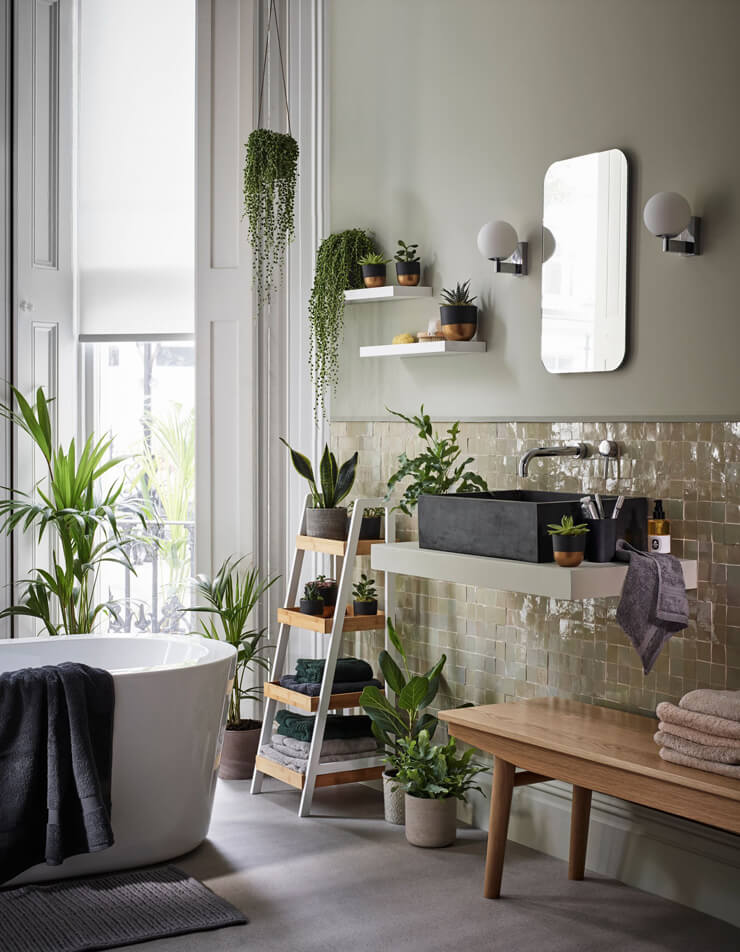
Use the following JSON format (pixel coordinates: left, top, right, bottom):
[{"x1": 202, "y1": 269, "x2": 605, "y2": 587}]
[
  {"x1": 279, "y1": 675, "x2": 383, "y2": 697},
  {"x1": 615, "y1": 540, "x2": 689, "y2": 674},
  {"x1": 0, "y1": 662, "x2": 115, "y2": 885}
]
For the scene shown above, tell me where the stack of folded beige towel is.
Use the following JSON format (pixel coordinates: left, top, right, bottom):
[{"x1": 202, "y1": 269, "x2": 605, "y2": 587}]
[{"x1": 654, "y1": 689, "x2": 740, "y2": 779}]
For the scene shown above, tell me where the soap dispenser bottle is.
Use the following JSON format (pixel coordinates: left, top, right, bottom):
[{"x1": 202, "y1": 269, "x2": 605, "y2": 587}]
[{"x1": 648, "y1": 500, "x2": 671, "y2": 553}]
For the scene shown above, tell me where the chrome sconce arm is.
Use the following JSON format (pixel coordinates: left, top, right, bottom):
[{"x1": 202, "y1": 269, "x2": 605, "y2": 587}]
[{"x1": 477, "y1": 220, "x2": 529, "y2": 276}]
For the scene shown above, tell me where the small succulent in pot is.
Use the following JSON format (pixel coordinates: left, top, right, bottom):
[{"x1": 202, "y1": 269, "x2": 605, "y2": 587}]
[
  {"x1": 358, "y1": 251, "x2": 392, "y2": 288},
  {"x1": 300, "y1": 581, "x2": 325, "y2": 616},
  {"x1": 394, "y1": 239, "x2": 420, "y2": 286},
  {"x1": 314, "y1": 574, "x2": 338, "y2": 609},
  {"x1": 352, "y1": 573, "x2": 378, "y2": 616},
  {"x1": 281, "y1": 438, "x2": 358, "y2": 540},
  {"x1": 348, "y1": 501, "x2": 384, "y2": 539},
  {"x1": 547, "y1": 514, "x2": 590, "y2": 567},
  {"x1": 439, "y1": 280, "x2": 478, "y2": 341}
]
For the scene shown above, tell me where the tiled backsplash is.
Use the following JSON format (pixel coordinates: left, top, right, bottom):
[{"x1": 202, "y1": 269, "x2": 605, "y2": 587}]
[{"x1": 332, "y1": 420, "x2": 740, "y2": 715}]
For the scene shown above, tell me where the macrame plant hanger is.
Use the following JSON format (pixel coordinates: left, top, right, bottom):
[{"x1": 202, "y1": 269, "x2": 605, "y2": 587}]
[{"x1": 257, "y1": 0, "x2": 291, "y2": 136}]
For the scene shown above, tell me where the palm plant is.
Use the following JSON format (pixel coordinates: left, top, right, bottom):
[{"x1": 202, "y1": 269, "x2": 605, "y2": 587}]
[
  {"x1": 0, "y1": 387, "x2": 146, "y2": 634},
  {"x1": 184, "y1": 557, "x2": 279, "y2": 728}
]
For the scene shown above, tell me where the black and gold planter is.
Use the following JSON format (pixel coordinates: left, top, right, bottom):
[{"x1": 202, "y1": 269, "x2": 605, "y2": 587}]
[
  {"x1": 362, "y1": 263, "x2": 387, "y2": 288},
  {"x1": 396, "y1": 260, "x2": 421, "y2": 286},
  {"x1": 440, "y1": 304, "x2": 477, "y2": 341},
  {"x1": 551, "y1": 534, "x2": 587, "y2": 567}
]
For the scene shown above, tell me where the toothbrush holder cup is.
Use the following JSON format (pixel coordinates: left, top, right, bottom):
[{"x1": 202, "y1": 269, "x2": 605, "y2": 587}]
[{"x1": 584, "y1": 518, "x2": 619, "y2": 562}]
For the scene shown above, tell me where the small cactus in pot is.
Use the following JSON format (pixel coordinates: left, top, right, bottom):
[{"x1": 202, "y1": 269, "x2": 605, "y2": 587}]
[
  {"x1": 300, "y1": 581, "x2": 325, "y2": 616},
  {"x1": 359, "y1": 251, "x2": 392, "y2": 288},
  {"x1": 439, "y1": 280, "x2": 478, "y2": 341},
  {"x1": 547, "y1": 514, "x2": 590, "y2": 567}
]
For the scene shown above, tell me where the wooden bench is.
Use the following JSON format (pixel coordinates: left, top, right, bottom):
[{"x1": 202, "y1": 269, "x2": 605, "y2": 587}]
[{"x1": 439, "y1": 697, "x2": 740, "y2": 899}]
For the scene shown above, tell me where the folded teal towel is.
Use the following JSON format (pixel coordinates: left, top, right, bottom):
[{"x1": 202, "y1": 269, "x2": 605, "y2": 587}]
[
  {"x1": 275, "y1": 710, "x2": 374, "y2": 742},
  {"x1": 295, "y1": 657, "x2": 373, "y2": 685}
]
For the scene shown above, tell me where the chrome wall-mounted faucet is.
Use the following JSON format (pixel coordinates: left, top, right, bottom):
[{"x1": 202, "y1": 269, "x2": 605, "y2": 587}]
[
  {"x1": 518, "y1": 442, "x2": 589, "y2": 478},
  {"x1": 598, "y1": 440, "x2": 619, "y2": 479}
]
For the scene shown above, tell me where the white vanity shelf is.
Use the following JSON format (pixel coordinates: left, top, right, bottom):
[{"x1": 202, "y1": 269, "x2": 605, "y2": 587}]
[
  {"x1": 370, "y1": 542, "x2": 698, "y2": 601},
  {"x1": 360, "y1": 340, "x2": 486, "y2": 358},
  {"x1": 343, "y1": 285, "x2": 433, "y2": 303}
]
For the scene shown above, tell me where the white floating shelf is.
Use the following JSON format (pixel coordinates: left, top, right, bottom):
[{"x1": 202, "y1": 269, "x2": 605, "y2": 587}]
[
  {"x1": 344, "y1": 286, "x2": 433, "y2": 303},
  {"x1": 370, "y1": 541, "x2": 698, "y2": 601},
  {"x1": 360, "y1": 341, "x2": 486, "y2": 358}
]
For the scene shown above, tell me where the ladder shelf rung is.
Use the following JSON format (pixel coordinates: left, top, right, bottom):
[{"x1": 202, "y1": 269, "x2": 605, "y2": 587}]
[
  {"x1": 254, "y1": 754, "x2": 384, "y2": 790},
  {"x1": 296, "y1": 534, "x2": 384, "y2": 557},
  {"x1": 277, "y1": 606, "x2": 386, "y2": 633},
  {"x1": 264, "y1": 680, "x2": 380, "y2": 712}
]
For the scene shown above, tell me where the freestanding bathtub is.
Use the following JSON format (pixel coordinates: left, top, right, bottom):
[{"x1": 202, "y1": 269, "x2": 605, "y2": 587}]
[{"x1": 1, "y1": 633, "x2": 236, "y2": 886}]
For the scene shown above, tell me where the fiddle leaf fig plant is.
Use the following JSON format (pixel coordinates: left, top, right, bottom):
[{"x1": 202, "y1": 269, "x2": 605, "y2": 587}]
[{"x1": 385, "y1": 404, "x2": 488, "y2": 516}]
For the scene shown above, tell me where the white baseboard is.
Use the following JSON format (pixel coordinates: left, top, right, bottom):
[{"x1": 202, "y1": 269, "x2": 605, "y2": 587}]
[{"x1": 463, "y1": 778, "x2": 740, "y2": 928}]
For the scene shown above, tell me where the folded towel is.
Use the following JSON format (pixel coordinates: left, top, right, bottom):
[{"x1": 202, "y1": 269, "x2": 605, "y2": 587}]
[
  {"x1": 679, "y1": 689, "x2": 740, "y2": 723},
  {"x1": 279, "y1": 674, "x2": 383, "y2": 697},
  {"x1": 656, "y1": 701, "x2": 740, "y2": 741},
  {"x1": 654, "y1": 730, "x2": 740, "y2": 764},
  {"x1": 294, "y1": 657, "x2": 373, "y2": 685},
  {"x1": 0, "y1": 663, "x2": 115, "y2": 885},
  {"x1": 615, "y1": 540, "x2": 689, "y2": 674},
  {"x1": 275, "y1": 710, "x2": 374, "y2": 742},
  {"x1": 658, "y1": 746, "x2": 740, "y2": 779},
  {"x1": 271, "y1": 733, "x2": 379, "y2": 757},
  {"x1": 659, "y1": 720, "x2": 740, "y2": 749},
  {"x1": 259, "y1": 744, "x2": 376, "y2": 774}
]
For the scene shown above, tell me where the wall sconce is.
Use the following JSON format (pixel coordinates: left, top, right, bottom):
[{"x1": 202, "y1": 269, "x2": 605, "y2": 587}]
[
  {"x1": 477, "y1": 220, "x2": 528, "y2": 276},
  {"x1": 643, "y1": 191, "x2": 701, "y2": 256}
]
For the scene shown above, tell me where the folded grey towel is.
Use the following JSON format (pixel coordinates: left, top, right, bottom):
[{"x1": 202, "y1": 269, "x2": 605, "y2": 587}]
[
  {"x1": 658, "y1": 746, "x2": 740, "y2": 779},
  {"x1": 279, "y1": 675, "x2": 383, "y2": 697},
  {"x1": 656, "y1": 701, "x2": 740, "y2": 741},
  {"x1": 659, "y1": 720, "x2": 740, "y2": 749},
  {"x1": 679, "y1": 689, "x2": 740, "y2": 723},
  {"x1": 271, "y1": 733, "x2": 379, "y2": 757},
  {"x1": 615, "y1": 540, "x2": 689, "y2": 674},
  {"x1": 654, "y1": 730, "x2": 740, "y2": 764},
  {"x1": 259, "y1": 743, "x2": 376, "y2": 774}
]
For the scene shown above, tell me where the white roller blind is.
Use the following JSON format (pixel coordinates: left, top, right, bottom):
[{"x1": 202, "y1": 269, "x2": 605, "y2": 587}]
[{"x1": 78, "y1": 0, "x2": 196, "y2": 338}]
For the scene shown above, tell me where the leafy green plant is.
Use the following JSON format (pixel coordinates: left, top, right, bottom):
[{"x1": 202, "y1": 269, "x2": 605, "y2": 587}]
[
  {"x1": 352, "y1": 573, "x2": 377, "y2": 602},
  {"x1": 308, "y1": 228, "x2": 377, "y2": 419},
  {"x1": 184, "y1": 556, "x2": 279, "y2": 728},
  {"x1": 0, "y1": 387, "x2": 146, "y2": 634},
  {"x1": 360, "y1": 618, "x2": 446, "y2": 771},
  {"x1": 280, "y1": 439, "x2": 357, "y2": 509},
  {"x1": 394, "y1": 239, "x2": 419, "y2": 263},
  {"x1": 243, "y1": 128, "x2": 299, "y2": 308},
  {"x1": 358, "y1": 251, "x2": 391, "y2": 266},
  {"x1": 303, "y1": 581, "x2": 323, "y2": 602},
  {"x1": 395, "y1": 729, "x2": 485, "y2": 801},
  {"x1": 347, "y1": 502, "x2": 384, "y2": 519},
  {"x1": 440, "y1": 280, "x2": 477, "y2": 306},
  {"x1": 385, "y1": 405, "x2": 488, "y2": 516},
  {"x1": 547, "y1": 514, "x2": 590, "y2": 536}
]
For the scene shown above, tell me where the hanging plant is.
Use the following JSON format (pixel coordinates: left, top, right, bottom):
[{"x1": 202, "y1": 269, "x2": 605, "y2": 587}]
[
  {"x1": 308, "y1": 228, "x2": 376, "y2": 420},
  {"x1": 243, "y1": 128, "x2": 299, "y2": 308}
]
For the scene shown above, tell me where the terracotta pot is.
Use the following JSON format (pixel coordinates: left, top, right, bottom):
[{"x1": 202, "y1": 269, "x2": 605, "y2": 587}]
[
  {"x1": 305, "y1": 506, "x2": 347, "y2": 540},
  {"x1": 396, "y1": 261, "x2": 421, "y2": 286},
  {"x1": 439, "y1": 305, "x2": 477, "y2": 341},
  {"x1": 362, "y1": 263, "x2": 387, "y2": 288},
  {"x1": 383, "y1": 770, "x2": 405, "y2": 825},
  {"x1": 219, "y1": 719, "x2": 261, "y2": 780},
  {"x1": 404, "y1": 793, "x2": 457, "y2": 848},
  {"x1": 552, "y1": 533, "x2": 587, "y2": 567}
]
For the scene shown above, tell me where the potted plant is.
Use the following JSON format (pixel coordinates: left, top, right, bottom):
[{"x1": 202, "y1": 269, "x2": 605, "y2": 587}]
[
  {"x1": 394, "y1": 239, "x2": 420, "y2": 286},
  {"x1": 396, "y1": 729, "x2": 485, "y2": 848},
  {"x1": 300, "y1": 581, "x2": 325, "y2": 616},
  {"x1": 360, "y1": 619, "x2": 446, "y2": 825},
  {"x1": 352, "y1": 573, "x2": 378, "y2": 616},
  {"x1": 314, "y1": 574, "x2": 337, "y2": 609},
  {"x1": 308, "y1": 228, "x2": 377, "y2": 419},
  {"x1": 184, "y1": 557, "x2": 279, "y2": 780},
  {"x1": 359, "y1": 251, "x2": 392, "y2": 288},
  {"x1": 439, "y1": 280, "x2": 478, "y2": 341},
  {"x1": 548, "y1": 514, "x2": 590, "y2": 567},
  {"x1": 0, "y1": 386, "x2": 147, "y2": 634},
  {"x1": 385, "y1": 405, "x2": 488, "y2": 516},
  {"x1": 348, "y1": 501, "x2": 384, "y2": 539},
  {"x1": 281, "y1": 438, "x2": 358, "y2": 540}
]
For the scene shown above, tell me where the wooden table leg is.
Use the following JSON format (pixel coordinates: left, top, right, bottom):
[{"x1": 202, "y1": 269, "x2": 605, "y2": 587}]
[
  {"x1": 568, "y1": 785, "x2": 592, "y2": 880},
  {"x1": 484, "y1": 757, "x2": 515, "y2": 899}
]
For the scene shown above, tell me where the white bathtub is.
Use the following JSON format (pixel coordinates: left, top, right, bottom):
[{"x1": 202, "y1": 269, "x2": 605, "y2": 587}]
[{"x1": 1, "y1": 633, "x2": 236, "y2": 886}]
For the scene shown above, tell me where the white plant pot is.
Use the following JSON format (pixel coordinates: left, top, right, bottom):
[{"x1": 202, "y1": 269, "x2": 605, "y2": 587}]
[
  {"x1": 382, "y1": 771, "x2": 405, "y2": 825},
  {"x1": 404, "y1": 794, "x2": 457, "y2": 848}
]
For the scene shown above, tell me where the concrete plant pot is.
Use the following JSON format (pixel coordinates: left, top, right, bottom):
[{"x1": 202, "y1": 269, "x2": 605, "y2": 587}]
[
  {"x1": 305, "y1": 506, "x2": 348, "y2": 540},
  {"x1": 383, "y1": 770, "x2": 405, "y2": 825},
  {"x1": 404, "y1": 794, "x2": 457, "y2": 848},
  {"x1": 219, "y1": 720, "x2": 261, "y2": 780}
]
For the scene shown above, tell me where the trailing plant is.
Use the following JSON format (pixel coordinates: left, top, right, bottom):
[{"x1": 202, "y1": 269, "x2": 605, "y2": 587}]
[
  {"x1": 308, "y1": 228, "x2": 377, "y2": 419},
  {"x1": 384, "y1": 404, "x2": 488, "y2": 516},
  {"x1": 183, "y1": 556, "x2": 279, "y2": 728},
  {"x1": 547, "y1": 514, "x2": 590, "y2": 536},
  {"x1": 280, "y1": 439, "x2": 357, "y2": 509},
  {"x1": 0, "y1": 387, "x2": 147, "y2": 635},
  {"x1": 358, "y1": 252, "x2": 391, "y2": 266},
  {"x1": 440, "y1": 279, "x2": 477, "y2": 306},
  {"x1": 360, "y1": 618, "x2": 446, "y2": 772},
  {"x1": 243, "y1": 128, "x2": 299, "y2": 308},
  {"x1": 394, "y1": 240, "x2": 419, "y2": 263},
  {"x1": 352, "y1": 573, "x2": 377, "y2": 602},
  {"x1": 395, "y1": 729, "x2": 485, "y2": 801}
]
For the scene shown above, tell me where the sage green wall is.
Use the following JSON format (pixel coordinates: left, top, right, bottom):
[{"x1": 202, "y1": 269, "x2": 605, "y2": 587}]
[{"x1": 329, "y1": 0, "x2": 740, "y2": 421}]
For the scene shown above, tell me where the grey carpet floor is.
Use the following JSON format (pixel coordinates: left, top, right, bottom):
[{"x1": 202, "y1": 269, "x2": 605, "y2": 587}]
[{"x1": 116, "y1": 780, "x2": 739, "y2": 952}]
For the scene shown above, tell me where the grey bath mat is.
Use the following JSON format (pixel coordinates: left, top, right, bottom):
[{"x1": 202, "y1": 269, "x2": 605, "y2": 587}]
[{"x1": 0, "y1": 865, "x2": 247, "y2": 951}]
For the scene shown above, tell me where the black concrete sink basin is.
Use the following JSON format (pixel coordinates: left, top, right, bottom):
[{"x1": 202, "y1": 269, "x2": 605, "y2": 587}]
[{"x1": 418, "y1": 490, "x2": 647, "y2": 563}]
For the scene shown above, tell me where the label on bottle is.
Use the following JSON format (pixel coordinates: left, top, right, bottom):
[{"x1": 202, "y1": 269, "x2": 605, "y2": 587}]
[{"x1": 649, "y1": 534, "x2": 671, "y2": 554}]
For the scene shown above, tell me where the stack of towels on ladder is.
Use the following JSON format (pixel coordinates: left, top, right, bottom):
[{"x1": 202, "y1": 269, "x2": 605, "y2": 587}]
[
  {"x1": 654, "y1": 689, "x2": 740, "y2": 779},
  {"x1": 278, "y1": 656, "x2": 382, "y2": 696}
]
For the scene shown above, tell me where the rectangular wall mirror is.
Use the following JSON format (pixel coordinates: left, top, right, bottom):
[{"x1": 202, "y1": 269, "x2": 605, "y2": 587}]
[{"x1": 541, "y1": 148, "x2": 628, "y2": 373}]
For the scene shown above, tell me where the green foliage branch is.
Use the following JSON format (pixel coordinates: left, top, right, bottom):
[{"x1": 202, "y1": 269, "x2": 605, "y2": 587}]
[{"x1": 395, "y1": 729, "x2": 486, "y2": 801}]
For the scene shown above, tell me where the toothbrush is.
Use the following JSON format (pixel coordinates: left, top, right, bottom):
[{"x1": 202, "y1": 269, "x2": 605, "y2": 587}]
[
  {"x1": 580, "y1": 495, "x2": 599, "y2": 519},
  {"x1": 611, "y1": 495, "x2": 625, "y2": 519},
  {"x1": 594, "y1": 493, "x2": 605, "y2": 519}
]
